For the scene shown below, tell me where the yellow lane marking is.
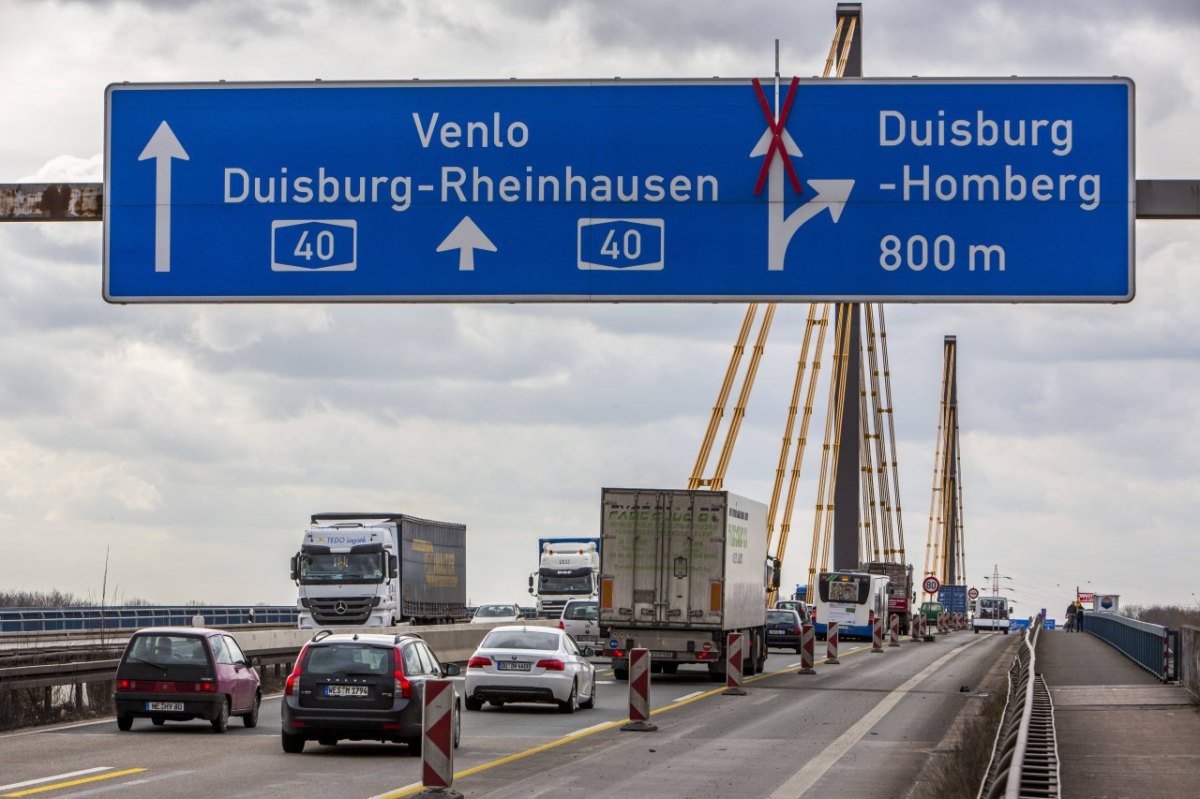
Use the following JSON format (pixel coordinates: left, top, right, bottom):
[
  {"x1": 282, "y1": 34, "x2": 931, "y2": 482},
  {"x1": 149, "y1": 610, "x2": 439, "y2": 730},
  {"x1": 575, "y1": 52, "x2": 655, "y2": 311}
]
[
  {"x1": 372, "y1": 642, "x2": 882, "y2": 799},
  {"x1": 2, "y1": 769, "x2": 146, "y2": 797}
]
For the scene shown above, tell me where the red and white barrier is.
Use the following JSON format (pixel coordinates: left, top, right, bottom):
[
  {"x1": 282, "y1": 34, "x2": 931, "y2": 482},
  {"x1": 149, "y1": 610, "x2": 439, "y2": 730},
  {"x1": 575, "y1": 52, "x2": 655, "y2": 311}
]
[
  {"x1": 825, "y1": 621, "x2": 840, "y2": 664},
  {"x1": 620, "y1": 648, "x2": 657, "y2": 732},
  {"x1": 888, "y1": 613, "x2": 900, "y2": 647},
  {"x1": 723, "y1": 631, "x2": 747, "y2": 695},
  {"x1": 419, "y1": 679, "x2": 460, "y2": 798},
  {"x1": 871, "y1": 615, "x2": 884, "y2": 653},
  {"x1": 799, "y1": 623, "x2": 816, "y2": 674}
]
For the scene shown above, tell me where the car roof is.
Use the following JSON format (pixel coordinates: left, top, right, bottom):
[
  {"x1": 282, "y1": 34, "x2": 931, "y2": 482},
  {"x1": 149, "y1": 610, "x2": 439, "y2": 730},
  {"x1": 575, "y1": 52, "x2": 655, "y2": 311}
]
[
  {"x1": 483, "y1": 625, "x2": 561, "y2": 634},
  {"x1": 310, "y1": 632, "x2": 423, "y2": 646},
  {"x1": 131, "y1": 626, "x2": 222, "y2": 637},
  {"x1": 564, "y1": 599, "x2": 596, "y2": 605}
]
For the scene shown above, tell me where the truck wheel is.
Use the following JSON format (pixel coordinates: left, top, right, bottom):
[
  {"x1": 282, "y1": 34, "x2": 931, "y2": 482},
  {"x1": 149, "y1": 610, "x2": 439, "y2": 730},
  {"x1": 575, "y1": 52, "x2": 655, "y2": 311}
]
[
  {"x1": 613, "y1": 668, "x2": 628, "y2": 681},
  {"x1": 708, "y1": 668, "x2": 725, "y2": 683}
]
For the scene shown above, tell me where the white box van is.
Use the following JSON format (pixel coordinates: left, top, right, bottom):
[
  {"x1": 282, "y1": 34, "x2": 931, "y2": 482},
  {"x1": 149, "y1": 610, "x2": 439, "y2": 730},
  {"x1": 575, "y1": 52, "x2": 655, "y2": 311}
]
[{"x1": 972, "y1": 596, "x2": 1010, "y2": 634}]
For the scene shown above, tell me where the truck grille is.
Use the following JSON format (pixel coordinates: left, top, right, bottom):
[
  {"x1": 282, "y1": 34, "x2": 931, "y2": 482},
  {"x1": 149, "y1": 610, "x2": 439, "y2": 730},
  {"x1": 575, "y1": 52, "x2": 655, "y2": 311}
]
[
  {"x1": 540, "y1": 600, "x2": 569, "y2": 617},
  {"x1": 307, "y1": 597, "x2": 374, "y2": 624}
]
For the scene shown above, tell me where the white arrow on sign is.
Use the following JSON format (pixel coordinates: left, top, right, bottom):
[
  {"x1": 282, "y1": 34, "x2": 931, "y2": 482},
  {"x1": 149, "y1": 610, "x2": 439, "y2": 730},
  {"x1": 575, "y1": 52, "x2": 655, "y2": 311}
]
[
  {"x1": 436, "y1": 216, "x2": 497, "y2": 271},
  {"x1": 749, "y1": 127, "x2": 854, "y2": 271},
  {"x1": 137, "y1": 121, "x2": 189, "y2": 273}
]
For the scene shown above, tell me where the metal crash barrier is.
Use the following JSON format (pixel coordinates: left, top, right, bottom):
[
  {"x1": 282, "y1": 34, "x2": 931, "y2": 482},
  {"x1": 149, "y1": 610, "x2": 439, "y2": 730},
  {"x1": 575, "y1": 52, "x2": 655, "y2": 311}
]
[
  {"x1": 0, "y1": 605, "x2": 298, "y2": 634},
  {"x1": 978, "y1": 618, "x2": 1060, "y2": 799}
]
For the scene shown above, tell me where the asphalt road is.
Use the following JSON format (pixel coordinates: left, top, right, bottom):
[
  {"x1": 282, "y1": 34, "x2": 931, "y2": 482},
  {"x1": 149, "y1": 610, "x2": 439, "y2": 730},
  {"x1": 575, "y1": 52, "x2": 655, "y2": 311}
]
[{"x1": 0, "y1": 633, "x2": 1012, "y2": 798}]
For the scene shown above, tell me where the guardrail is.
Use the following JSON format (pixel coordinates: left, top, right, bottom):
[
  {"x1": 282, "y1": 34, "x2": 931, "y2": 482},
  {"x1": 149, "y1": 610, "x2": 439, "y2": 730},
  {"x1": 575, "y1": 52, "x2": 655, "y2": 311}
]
[
  {"x1": 1083, "y1": 613, "x2": 1176, "y2": 682},
  {"x1": 979, "y1": 618, "x2": 1060, "y2": 799},
  {"x1": 0, "y1": 605, "x2": 298, "y2": 633}
]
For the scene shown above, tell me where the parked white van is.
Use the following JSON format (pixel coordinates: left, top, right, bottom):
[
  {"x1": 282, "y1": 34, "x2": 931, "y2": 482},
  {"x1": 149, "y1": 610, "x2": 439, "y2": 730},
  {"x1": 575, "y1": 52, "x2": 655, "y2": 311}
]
[{"x1": 972, "y1": 596, "x2": 1010, "y2": 634}]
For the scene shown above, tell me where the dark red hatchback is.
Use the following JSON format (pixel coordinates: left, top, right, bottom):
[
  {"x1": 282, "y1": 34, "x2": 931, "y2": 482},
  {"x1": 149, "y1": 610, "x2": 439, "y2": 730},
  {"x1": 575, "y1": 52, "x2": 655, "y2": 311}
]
[{"x1": 113, "y1": 627, "x2": 261, "y2": 733}]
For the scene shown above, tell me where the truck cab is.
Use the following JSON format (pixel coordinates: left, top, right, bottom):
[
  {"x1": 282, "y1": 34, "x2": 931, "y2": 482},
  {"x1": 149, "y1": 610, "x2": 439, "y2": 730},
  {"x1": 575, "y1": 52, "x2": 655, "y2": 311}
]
[
  {"x1": 529, "y1": 539, "x2": 600, "y2": 618},
  {"x1": 292, "y1": 523, "x2": 399, "y2": 628}
]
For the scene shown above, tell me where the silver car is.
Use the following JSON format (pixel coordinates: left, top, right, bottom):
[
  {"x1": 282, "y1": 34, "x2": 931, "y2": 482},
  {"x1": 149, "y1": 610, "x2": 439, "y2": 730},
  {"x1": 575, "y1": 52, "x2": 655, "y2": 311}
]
[
  {"x1": 464, "y1": 626, "x2": 596, "y2": 713},
  {"x1": 558, "y1": 599, "x2": 605, "y2": 651}
]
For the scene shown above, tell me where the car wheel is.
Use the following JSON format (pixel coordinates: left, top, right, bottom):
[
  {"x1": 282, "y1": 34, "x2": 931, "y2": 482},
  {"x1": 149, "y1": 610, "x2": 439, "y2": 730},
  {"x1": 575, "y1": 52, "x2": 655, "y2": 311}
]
[
  {"x1": 243, "y1": 692, "x2": 261, "y2": 728},
  {"x1": 557, "y1": 681, "x2": 578, "y2": 714},
  {"x1": 211, "y1": 698, "x2": 230, "y2": 734},
  {"x1": 281, "y1": 732, "x2": 305, "y2": 754},
  {"x1": 116, "y1": 714, "x2": 133, "y2": 731},
  {"x1": 465, "y1": 695, "x2": 483, "y2": 711},
  {"x1": 454, "y1": 702, "x2": 461, "y2": 748},
  {"x1": 613, "y1": 668, "x2": 628, "y2": 681},
  {"x1": 579, "y1": 677, "x2": 596, "y2": 710},
  {"x1": 152, "y1": 717, "x2": 165, "y2": 726}
]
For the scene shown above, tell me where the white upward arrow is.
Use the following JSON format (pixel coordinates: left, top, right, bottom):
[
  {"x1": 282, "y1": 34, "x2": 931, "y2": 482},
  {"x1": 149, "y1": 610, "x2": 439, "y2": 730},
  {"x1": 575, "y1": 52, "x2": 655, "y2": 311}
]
[
  {"x1": 749, "y1": 128, "x2": 854, "y2": 271},
  {"x1": 138, "y1": 121, "x2": 189, "y2": 273},
  {"x1": 436, "y1": 216, "x2": 497, "y2": 271}
]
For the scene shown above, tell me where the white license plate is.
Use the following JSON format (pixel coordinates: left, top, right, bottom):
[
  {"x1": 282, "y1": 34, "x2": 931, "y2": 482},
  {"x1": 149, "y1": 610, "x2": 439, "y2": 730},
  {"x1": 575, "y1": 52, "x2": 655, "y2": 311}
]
[
  {"x1": 650, "y1": 651, "x2": 672, "y2": 658},
  {"x1": 146, "y1": 701, "x2": 183, "y2": 712},
  {"x1": 769, "y1": 630, "x2": 784, "y2": 635},
  {"x1": 496, "y1": 661, "x2": 531, "y2": 671},
  {"x1": 324, "y1": 684, "x2": 370, "y2": 697}
]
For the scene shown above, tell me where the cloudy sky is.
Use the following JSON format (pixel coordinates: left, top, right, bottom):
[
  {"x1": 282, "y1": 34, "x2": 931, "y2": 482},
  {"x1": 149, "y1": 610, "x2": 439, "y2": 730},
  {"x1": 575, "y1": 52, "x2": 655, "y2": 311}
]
[{"x1": 1, "y1": 0, "x2": 1197, "y2": 622}]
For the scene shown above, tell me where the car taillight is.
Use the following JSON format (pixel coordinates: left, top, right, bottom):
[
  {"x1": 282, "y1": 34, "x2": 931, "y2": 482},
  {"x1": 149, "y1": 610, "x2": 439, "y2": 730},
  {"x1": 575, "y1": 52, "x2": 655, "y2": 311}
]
[
  {"x1": 558, "y1": 620, "x2": 564, "y2": 629},
  {"x1": 611, "y1": 649, "x2": 624, "y2": 658},
  {"x1": 793, "y1": 625, "x2": 802, "y2": 635},
  {"x1": 198, "y1": 681, "x2": 215, "y2": 693},
  {"x1": 536, "y1": 659, "x2": 565, "y2": 671},
  {"x1": 285, "y1": 644, "x2": 308, "y2": 696},
  {"x1": 394, "y1": 647, "x2": 411, "y2": 699},
  {"x1": 467, "y1": 656, "x2": 492, "y2": 669},
  {"x1": 116, "y1": 679, "x2": 132, "y2": 691}
]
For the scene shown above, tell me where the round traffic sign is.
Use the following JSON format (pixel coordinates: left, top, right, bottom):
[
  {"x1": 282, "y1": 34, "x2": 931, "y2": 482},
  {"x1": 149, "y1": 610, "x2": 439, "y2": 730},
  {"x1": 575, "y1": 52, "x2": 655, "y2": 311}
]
[
  {"x1": 922, "y1": 576, "x2": 941, "y2": 595},
  {"x1": 967, "y1": 587, "x2": 980, "y2": 600}
]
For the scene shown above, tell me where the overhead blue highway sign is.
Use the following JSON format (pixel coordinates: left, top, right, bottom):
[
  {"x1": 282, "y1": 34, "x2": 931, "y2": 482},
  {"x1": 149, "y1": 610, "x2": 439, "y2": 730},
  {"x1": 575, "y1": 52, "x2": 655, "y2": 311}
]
[{"x1": 104, "y1": 77, "x2": 1134, "y2": 303}]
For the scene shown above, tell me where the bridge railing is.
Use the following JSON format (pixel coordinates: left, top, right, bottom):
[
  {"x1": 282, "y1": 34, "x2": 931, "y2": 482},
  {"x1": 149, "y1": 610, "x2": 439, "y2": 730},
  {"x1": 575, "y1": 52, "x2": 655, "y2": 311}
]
[
  {"x1": 1083, "y1": 613, "x2": 1176, "y2": 682},
  {"x1": 0, "y1": 605, "x2": 298, "y2": 634}
]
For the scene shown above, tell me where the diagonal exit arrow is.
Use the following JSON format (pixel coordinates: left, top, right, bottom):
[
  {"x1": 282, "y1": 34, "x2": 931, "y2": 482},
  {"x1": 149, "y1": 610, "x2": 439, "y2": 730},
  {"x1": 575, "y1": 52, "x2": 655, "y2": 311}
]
[
  {"x1": 138, "y1": 121, "x2": 189, "y2": 273},
  {"x1": 436, "y1": 216, "x2": 497, "y2": 271}
]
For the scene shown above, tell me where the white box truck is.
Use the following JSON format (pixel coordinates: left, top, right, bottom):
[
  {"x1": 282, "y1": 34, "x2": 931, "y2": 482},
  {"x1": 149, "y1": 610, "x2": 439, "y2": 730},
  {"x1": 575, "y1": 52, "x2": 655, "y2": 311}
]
[
  {"x1": 291, "y1": 512, "x2": 466, "y2": 628},
  {"x1": 598, "y1": 488, "x2": 778, "y2": 681}
]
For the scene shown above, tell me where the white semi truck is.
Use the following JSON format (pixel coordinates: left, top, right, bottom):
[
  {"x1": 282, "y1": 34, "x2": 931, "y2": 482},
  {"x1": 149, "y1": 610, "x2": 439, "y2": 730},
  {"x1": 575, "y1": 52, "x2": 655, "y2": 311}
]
[
  {"x1": 598, "y1": 488, "x2": 779, "y2": 681},
  {"x1": 290, "y1": 512, "x2": 466, "y2": 629},
  {"x1": 528, "y1": 537, "x2": 601, "y2": 618}
]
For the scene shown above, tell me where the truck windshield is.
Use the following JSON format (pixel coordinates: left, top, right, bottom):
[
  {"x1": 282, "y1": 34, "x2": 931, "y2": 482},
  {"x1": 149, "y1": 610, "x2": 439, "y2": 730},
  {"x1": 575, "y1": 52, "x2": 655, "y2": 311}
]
[
  {"x1": 299, "y1": 553, "x2": 384, "y2": 584},
  {"x1": 538, "y1": 574, "x2": 593, "y2": 593}
]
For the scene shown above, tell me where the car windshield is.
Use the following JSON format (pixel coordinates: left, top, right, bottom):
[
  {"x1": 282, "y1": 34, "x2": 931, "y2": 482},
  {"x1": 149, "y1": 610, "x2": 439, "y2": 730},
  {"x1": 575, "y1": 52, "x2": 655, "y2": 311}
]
[
  {"x1": 299, "y1": 552, "x2": 384, "y2": 584},
  {"x1": 563, "y1": 603, "x2": 598, "y2": 621},
  {"x1": 476, "y1": 605, "x2": 516, "y2": 617},
  {"x1": 767, "y1": 611, "x2": 795, "y2": 623},
  {"x1": 482, "y1": 630, "x2": 560, "y2": 651},
  {"x1": 127, "y1": 634, "x2": 209, "y2": 666},
  {"x1": 305, "y1": 644, "x2": 391, "y2": 676}
]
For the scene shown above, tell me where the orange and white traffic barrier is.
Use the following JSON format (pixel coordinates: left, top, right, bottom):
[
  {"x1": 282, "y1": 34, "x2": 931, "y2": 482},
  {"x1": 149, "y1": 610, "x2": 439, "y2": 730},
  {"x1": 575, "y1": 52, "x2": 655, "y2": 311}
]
[
  {"x1": 825, "y1": 621, "x2": 840, "y2": 664},
  {"x1": 620, "y1": 648, "x2": 657, "y2": 732},
  {"x1": 723, "y1": 631, "x2": 747, "y2": 695},
  {"x1": 799, "y1": 623, "x2": 816, "y2": 674},
  {"x1": 871, "y1": 615, "x2": 884, "y2": 653},
  {"x1": 418, "y1": 678, "x2": 461, "y2": 798},
  {"x1": 888, "y1": 613, "x2": 901, "y2": 647}
]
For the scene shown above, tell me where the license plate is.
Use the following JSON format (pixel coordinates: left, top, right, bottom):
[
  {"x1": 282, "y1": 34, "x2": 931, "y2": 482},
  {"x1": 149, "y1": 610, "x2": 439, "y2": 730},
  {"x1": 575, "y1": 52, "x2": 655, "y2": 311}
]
[
  {"x1": 650, "y1": 651, "x2": 672, "y2": 658},
  {"x1": 324, "y1": 684, "x2": 370, "y2": 697},
  {"x1": 769, "y1": 630, "x2": 784, "y2": 635},
  {"x1": 146, "y1": 701, "x2": 183, "y2": 712},
  {"x1": 496, "y1": 661, "x2": 531, "y2": 671}
]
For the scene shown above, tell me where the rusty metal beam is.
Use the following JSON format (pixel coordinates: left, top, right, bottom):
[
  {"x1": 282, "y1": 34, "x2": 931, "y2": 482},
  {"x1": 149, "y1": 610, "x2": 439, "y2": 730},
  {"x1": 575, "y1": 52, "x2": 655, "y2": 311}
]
[{"x1": 0, "y1": 183, "x2": 102, "y2": 220}]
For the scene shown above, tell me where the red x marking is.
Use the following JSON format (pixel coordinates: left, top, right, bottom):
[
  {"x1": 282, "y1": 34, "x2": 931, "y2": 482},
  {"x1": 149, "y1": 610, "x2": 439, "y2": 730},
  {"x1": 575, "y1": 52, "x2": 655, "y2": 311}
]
[{"x1": 752, "y1": 76, "x2": 803, "y2": 196}]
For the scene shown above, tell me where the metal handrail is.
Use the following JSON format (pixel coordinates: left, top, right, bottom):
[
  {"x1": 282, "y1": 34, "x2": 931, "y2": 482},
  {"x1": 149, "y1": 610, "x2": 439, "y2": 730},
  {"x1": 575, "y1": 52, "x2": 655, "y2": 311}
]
[
  {"x1": 979, "y1": 617, "x2": 1058, "y2": 798},
  {"x1": 0, "y1": 605, "x2": 298, "y2": 634}
]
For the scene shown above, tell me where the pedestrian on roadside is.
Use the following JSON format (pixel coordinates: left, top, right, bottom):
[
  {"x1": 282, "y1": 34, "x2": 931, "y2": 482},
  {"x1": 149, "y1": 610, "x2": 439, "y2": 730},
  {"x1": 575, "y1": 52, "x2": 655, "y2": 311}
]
[
  {"x1": 1065, "y1": 601, "x2": 1077, "y2": 632},
  {"x1": 1075, "y1": 600, "x2": 1085, "y2": 633}
]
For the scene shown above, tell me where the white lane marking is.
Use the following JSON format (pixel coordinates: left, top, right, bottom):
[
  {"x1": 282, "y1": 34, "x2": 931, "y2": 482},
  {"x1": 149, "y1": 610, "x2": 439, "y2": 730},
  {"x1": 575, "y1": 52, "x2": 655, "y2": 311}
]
[
  {"x1": 0, "y1": 768, "x2": 112, "y2": 792},
  {"x1": 786, "y1": 662, "x2": 803, "y2": 668},
  {"x1": 570, "y1": 721, "x2": 614, "y2": 736},
  {"x1": 595, "y1": 680, "x2": 616, "y2": 685},
  {"x1": 368, "y1": 782, "x2": 421, "y2": 799},
  {"x1": 673, "y1": 690, "x2": 706, "y2": 703},
  {"x1": 47, "y1": 769, "x2": 193, "y2": 798},
  {"x1": 768, "y1": 637, "x2": 987, "y2": 799}
]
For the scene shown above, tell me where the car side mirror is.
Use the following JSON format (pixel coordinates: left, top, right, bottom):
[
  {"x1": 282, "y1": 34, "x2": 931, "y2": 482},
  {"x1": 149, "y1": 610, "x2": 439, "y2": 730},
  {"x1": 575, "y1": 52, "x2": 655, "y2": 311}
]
[
  {"x1": 251, "y1": 656, "x2": 261, "y2": 667},
  {"x1": 388, "y1": 554, "x2": 399, "y2": 577},
  {"x1": 443, "y1": 663, "x2": 461, "y2": 677},
  {"x1": 528, "y1": 574, "x2": 534, "y2": 594},
  {"x1": 582, "y1": 646, "x2": 595, "y2": 657}
]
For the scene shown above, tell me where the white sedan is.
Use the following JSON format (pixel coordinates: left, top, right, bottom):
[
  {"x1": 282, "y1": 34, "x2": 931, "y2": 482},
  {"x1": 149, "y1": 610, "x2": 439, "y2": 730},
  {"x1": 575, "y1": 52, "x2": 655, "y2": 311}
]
[
  {"x1": 464, "y1": 626, "x2": 596, "y2": 713},
  {"x1": 469, "y1": 603, "x2": 524, "y2": 624}
]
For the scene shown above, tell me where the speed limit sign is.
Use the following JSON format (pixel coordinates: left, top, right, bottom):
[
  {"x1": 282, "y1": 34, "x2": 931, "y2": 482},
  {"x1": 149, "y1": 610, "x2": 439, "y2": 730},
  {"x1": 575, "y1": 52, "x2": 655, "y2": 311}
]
[
  {"x1": 968, "y1": 587, "x2": 980, "y2": 600},
  {"x1": 922, "y1": 576, "x2": 941, "y2": 595}
]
